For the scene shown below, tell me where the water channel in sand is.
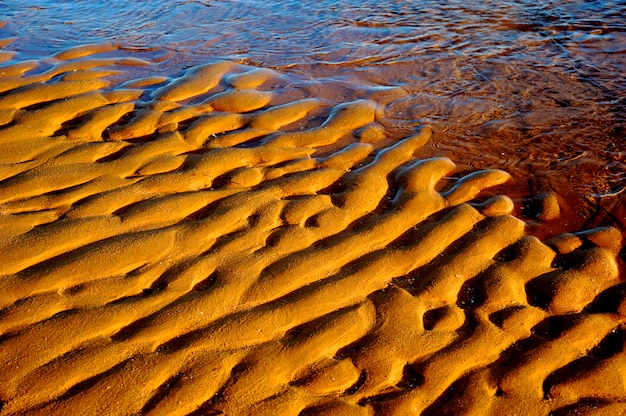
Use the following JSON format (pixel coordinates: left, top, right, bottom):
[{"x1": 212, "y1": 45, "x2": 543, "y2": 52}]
[{"x1": 2, "y1": 0, "x2": 625, "y2": 239}]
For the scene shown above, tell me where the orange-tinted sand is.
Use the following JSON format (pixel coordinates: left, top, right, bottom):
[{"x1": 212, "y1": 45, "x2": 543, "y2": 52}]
[{"x1": 0, "y1": 44, "x2": 624, "y2": 415}]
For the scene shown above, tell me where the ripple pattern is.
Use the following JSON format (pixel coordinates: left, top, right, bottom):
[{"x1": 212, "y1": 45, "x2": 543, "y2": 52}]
[{"x1": 0, "y1": 45, "x2": 623, "y2": 416}]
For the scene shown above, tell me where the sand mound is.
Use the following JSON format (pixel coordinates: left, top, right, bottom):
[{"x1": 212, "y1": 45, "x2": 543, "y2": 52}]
[{"x1": 0, "y1": 44, "x2": 624, "y2": 416}]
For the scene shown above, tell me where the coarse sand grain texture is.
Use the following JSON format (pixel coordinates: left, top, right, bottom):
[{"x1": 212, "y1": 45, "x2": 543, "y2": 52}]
[{"x1": 0, "y1": 44, "x2": 624, "y2": 416}]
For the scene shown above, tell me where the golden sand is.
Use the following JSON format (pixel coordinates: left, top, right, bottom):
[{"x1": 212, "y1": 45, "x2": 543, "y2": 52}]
[{"x1": 0, "y1": 44, "x2": 624, "y2": 415}]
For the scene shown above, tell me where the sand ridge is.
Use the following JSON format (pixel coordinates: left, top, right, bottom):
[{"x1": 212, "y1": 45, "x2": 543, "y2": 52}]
[{"x1": 0, "y1": 43, "x2": 624, "y2": 415}]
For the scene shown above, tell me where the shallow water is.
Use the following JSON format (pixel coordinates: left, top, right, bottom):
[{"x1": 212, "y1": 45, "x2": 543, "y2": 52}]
[{"x1": 1, "y1": 0, "x2": 625, "y2": 236}]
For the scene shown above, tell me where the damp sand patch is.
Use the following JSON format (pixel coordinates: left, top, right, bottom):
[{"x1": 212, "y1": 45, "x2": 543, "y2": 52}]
[{"x1": 0, "y1": 44, "x2": 624, "y2": 416}]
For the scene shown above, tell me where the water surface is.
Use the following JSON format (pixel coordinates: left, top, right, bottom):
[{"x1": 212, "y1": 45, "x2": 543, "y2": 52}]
[{"x1": 1, "y1": 0, "x2": 624, "y2": 236}]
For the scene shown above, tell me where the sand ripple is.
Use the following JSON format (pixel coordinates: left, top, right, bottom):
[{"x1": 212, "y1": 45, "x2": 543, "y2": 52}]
[{"x1": 0, "y1": 44, "x2": 623, "y2": 416}]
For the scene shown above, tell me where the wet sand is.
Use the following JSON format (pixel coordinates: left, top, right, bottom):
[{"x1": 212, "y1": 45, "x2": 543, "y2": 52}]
[{"x1": 0, "y1": 44, "x2": 624, "y2": 415}]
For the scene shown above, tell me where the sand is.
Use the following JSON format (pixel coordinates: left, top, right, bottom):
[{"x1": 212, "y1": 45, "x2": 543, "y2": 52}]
[{"x1": 0, "y1": 44, "x2": 624, "y2": 416}]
